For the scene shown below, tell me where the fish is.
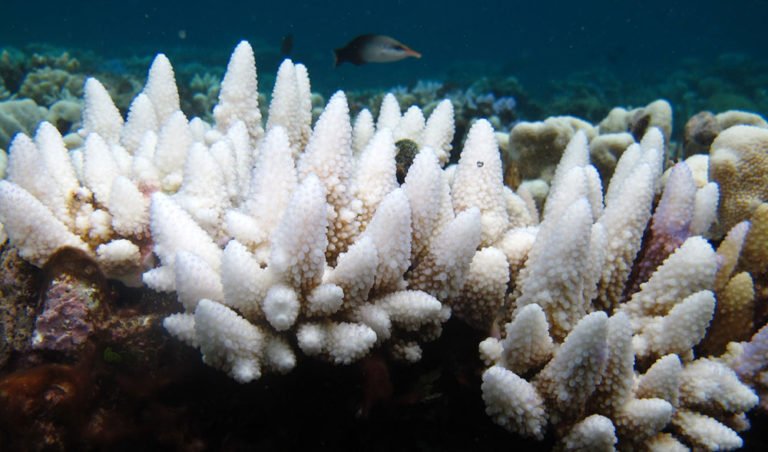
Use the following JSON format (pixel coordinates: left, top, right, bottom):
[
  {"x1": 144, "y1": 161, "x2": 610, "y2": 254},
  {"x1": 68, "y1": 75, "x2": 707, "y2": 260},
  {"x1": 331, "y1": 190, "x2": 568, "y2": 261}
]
[
  {"x1": 280, "y1": 33, "x2": 294, "y2": 56},
  {"x1": 333, "y1": 34, "x2": 421, "y2": 67}
]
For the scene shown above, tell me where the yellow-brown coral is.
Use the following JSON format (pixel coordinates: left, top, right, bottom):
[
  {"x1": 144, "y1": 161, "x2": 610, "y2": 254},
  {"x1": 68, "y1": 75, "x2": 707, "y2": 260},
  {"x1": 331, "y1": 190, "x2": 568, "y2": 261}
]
[
  {"x1": 709, "y1": 126, "x2": 768, "y2": 233},
  {"x1": 740, "y1": 203, "x2": 768, "y2": 275}
]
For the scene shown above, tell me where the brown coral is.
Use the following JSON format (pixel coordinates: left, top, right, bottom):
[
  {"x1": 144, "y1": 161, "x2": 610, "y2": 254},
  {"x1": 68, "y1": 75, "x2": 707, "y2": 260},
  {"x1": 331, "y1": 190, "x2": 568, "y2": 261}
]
[{"x1": 709, "y1": 125, "x2": 768, "y2": 233}]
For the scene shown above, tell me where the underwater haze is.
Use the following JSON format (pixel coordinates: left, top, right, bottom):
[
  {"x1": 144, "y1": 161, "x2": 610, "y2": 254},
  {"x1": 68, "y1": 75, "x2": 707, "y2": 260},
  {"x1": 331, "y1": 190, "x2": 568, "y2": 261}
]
[{"x1": 4, "y1": 0, "x2": 768, "y2": 95}]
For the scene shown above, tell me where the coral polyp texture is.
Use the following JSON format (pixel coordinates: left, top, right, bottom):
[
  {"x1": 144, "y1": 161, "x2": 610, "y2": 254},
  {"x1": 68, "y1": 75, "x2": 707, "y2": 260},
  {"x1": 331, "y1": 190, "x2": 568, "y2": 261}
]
[
  {"x1": 0, "y1": 41, "x2": 524, "y2": 383},
  {"x1": 1, "y1": 39, "x2": 767, "y2": 450},
  {"x1": 479, "y1": 126, "x2": 765, "y2": 450}
]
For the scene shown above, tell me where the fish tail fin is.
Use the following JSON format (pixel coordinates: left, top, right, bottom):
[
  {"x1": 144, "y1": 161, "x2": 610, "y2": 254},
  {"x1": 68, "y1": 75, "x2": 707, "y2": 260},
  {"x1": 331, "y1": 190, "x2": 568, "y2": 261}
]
[{"x1": 333, "y1": 49, "x2": 341, "y2": 67}]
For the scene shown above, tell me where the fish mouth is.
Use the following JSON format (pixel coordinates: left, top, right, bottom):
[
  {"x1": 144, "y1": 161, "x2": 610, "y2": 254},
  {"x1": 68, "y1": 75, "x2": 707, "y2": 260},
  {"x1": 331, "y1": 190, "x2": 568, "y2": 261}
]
[{"x1": 404, "y1": 48, "x2": 422, "y2": 59}]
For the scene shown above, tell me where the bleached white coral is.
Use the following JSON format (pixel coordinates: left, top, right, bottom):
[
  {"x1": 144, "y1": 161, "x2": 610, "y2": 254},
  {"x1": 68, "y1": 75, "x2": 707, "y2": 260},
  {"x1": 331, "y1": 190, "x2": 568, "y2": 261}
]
[
  {"x1": 448, "y1": 246, "x2": 509, "y2": 331},
  {"x1": 239, "y1": 125, "x2": 296, "y2": 244},
  {"x1": 268, "y1": 174, "x2": 328, "y2": 293},
  {"x1": 142, "y1": 53, "x2": 181, "y2": 126},
  {"x1": 363, "y1": 188, "x2": 412, "y2": 294},
  {"x1": 635, "y1": 290, "x2": 716, "y2": 359},
  {"x1": 498, "y1": 303, "x2": 554, "y2": 374},
  {"x1": 679, "y1": 358, "x2": 758, "y2": 414},
  {"x1": 353, "y1": 128, "x2": 398, "y2": 227},
  {"x1": 376, "y1": 93, "x2": 401, "y2": 131},
  {"x1": 2, "y1": 41, "x2": 504, "y2": 383},
  {"x1": 0, "y1": 180, "x2": 88, "y2": 266},
  {"x1": 621, "y1": 236, "x2": 718, "y2": 319},
  {"x1": 671, "y1": 410, "x2": 743, "y2": 450},
  {"x1": 81, "y1": 78, "x2": 124, "y2": 145},
  {"x1": 147, "y1": 192, "x2": 222, "y2": 279},
  {"x1": 561, "y1": 414, "x2": 617, "y2": 451},
  {"x1": 481, "y1": 365, "x2": 548, "y2": 439},
  {"x1": 596, "y1": 142, "x2": 660, "y2": 311},
  {"x1": 421, "y1": 99, "x2": 454, "y2": 165},
  {"x1": 516, "y1": 197, "x2": 598, "y2": 340},
  {"x1": 297, "y1": 91, "x2": 357, "y2": 261},
  {"x1": 213, "y1": 41, "x2": 263, "y2": 144},
  {"x1": 403, "y1": 148, "x2": 445, "y2": 261},
  {"x1": 266, "y1": 59, "x2": 311, "y2": 154},
  {"x1": 536, "y1": 311, "x2": 609, "y2": 424},
  {"x1": 194, "y1": 299, "x2": 265, "y2": 383},
  {"x1": 408, "y1": 207, "x2": 481, "y2": 300},
  {"x1": 352, "y1": 108, "x2": 375, "y2": 153},
  {"x1": 451, "y1": 119, "x2": 508, "y2": 246},
  {"x1": 174, "y1": 250, "x2": 224, "y2": 311},
  {"x1": 636, "y1": 354, "x2": 682, "y2": 405},
  {"x1": 121, "y1": 93, "x2": 157, "y2": 152},
  {"x1": 262, "y1": 284, "x2": 300, "y2": 331},
  {"x1": 478, "y1": 123, "x2": 757, "y2": 449},
  {"x1": 5, "y1": 41, "x2": 761, "y2": 452},
  {"x1": 108, "y1": 175, "x2": 149, "y2": 237}
]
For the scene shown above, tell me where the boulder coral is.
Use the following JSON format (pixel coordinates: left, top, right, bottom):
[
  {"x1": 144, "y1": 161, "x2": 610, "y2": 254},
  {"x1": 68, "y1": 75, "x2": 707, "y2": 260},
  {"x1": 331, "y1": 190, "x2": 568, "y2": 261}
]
[{"x1": 709, "y1": 124, "x2": 768, "y2": 234}]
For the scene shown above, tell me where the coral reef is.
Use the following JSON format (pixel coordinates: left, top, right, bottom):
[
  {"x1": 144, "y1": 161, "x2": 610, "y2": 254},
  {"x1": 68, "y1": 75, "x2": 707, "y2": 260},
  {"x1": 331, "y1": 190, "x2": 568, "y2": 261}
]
[
  {"x1": 504, "y1": 99, "x2": 675, "y2": 190},
  {"x1": 0, "y1": 39, "x2": 767, "y2": 450},
  {"x1": 508, "y1": 115, "x2": 597, "y2": 182},
  {"x1": 0, "y1": 41, "x2": 527, "y2": 384},
  {"x1": 683, "y1": 110, "x2": 768, "y2": 157},
  {"x1": 0, "y1": 99, "x2": 49, "y2": 150},
  {"x1": 479, "y1": 125, "x2": 765, "y2": 450}
]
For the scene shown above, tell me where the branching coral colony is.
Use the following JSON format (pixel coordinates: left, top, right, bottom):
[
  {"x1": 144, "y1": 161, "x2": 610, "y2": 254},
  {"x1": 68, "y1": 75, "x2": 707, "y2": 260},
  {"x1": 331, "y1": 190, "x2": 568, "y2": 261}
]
[{"x1": 0, "y1": 41, "x2": 766, "y2": 450}]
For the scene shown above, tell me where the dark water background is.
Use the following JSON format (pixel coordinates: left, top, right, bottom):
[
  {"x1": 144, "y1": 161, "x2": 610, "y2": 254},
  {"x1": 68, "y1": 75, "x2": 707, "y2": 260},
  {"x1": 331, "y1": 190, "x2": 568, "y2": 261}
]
[{"x1": 4, "y1": 0, "x2": 768, "y2": 97}]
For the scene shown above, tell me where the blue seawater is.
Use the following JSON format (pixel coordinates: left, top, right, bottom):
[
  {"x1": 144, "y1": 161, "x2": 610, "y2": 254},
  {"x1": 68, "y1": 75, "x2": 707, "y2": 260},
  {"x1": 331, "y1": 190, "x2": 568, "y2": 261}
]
[{"x1": 3, "y1": 0, "x2": 767, "y2": 99}]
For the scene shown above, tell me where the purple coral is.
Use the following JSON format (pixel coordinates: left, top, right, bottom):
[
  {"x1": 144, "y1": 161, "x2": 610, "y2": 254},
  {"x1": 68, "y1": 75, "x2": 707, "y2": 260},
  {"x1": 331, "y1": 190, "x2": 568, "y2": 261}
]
[
  {"x1": 732, "y1": 323, "x2": 768, "y2": 411},
  {"x1": 734, "y1": 323, "x2": 768, "y2": 382},
  {"x1": 625, "y1": 162, "x2": 697, "y2": 298}
]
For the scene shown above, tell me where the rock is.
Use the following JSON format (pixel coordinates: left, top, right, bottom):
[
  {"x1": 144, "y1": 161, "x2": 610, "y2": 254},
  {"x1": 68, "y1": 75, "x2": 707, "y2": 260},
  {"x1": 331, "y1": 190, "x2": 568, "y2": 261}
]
[
  {"x1": 0, "y1": 245, "x2": 40, "y2": 368},
  {"x1": 31, "y1": 248, "x2": 111, "y2": 354}
]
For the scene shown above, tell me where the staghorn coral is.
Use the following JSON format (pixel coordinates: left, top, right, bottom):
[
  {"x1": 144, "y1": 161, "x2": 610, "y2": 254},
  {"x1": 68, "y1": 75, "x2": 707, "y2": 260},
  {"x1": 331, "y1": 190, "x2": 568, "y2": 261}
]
[
  {"x1": 728, "y1": 324, "x2": 768, "y2": 412},
  {"x1": 588, "y1": 132, "x2": 635, "y2": 182},
  {"x1": 0, "y1": 39, "x2": 766, "y2": 450},
  {"x1": 624, "y1": 161, "x2": 719, "y2": 298},
  {"x1": 0, "y1": 41, "x2": 537, "y2": 383},
  {"x1": 480, "y1": 129, "x2": 759, "y2": 450}
]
